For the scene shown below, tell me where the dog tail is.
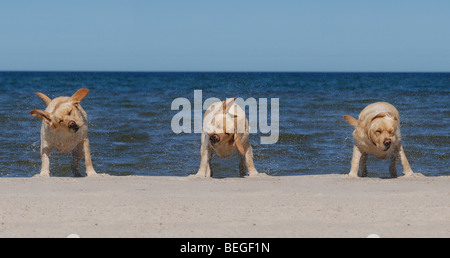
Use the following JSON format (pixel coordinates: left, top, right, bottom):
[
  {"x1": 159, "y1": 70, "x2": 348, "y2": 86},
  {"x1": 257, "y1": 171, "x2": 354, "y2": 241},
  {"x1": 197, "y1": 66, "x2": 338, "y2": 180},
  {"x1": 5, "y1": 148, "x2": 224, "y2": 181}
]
[
  {"x1": 35, "y1": 92, "x2": 52, "y2": 106},
  {"x1": 343, "y1": 115, "x2": 358, "y2": 128}
]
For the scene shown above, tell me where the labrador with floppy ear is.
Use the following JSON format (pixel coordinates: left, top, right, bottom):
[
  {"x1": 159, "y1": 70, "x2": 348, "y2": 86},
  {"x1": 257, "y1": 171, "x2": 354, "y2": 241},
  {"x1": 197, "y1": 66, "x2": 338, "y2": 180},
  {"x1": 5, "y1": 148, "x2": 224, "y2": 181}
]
[
  {"x1": 195, "y1": 98, "x2": 260, "y2": 177},
  {"x1": 30, "y1": 88, "x2": 97, "y2": 177},
  {"x1": 343, "y1": 102, "x2": 414, "y2": 178}
]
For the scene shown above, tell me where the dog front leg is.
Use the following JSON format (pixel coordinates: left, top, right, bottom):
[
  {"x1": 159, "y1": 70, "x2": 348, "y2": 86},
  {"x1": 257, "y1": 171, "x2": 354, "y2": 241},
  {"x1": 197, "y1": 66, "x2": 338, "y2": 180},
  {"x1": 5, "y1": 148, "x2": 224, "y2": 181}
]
[
  {"x1": 389, "y1": 149, "x2": 400, "y2": 178},
  {"x1": 83, "y1": 138, "x2": 97, "y2": 176},
  {"x1": 398, "y1": 145, "x2": 414, "y2": 176},
  {"x1": 195, "y1": 133, "x2": 213, "y2": 177},
  {"x1": 239, "y1": 155, "x2": 246, "y2": 177},
  {"x1": 72, "y1": 144, "x2": 83, "y2": 177},
  {"x1": 40, "y1": 144, "x2": 51, "y2": 177},
  {"x1": 360, "y1": 153, "x2": 368, "y2": 177},
  {"x1": 196, "y1": 146, "x2": 213, "y2": 177},
  {"x1": 243, "y1": 145, "x2": 259, "y2": 176},
  {"x1": 348, "y1": 145, "x2": 362, "y2": 177}
]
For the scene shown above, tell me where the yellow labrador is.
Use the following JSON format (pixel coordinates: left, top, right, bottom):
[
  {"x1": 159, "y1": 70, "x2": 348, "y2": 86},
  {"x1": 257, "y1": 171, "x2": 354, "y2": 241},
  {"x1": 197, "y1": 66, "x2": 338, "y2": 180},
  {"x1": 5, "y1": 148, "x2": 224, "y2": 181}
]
[
  {"x1": 30, "y1": 88, "x2": 97, "y2": 177},
  {"x1": 195, "y1": 98, "x2": 260, "y2": 177},
  {"x1": 343, "y1": 102, "x2": 414, "y2": 178}
]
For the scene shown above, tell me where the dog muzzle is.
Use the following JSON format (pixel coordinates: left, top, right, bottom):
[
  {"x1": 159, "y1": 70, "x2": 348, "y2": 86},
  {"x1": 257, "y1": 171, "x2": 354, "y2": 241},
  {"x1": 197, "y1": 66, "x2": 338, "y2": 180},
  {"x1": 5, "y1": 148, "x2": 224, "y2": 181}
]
[
  {"x1": 68, "y1": 120, "x2": 79, "y2": 132},
  {"x1": 209, "y1": 134, "x2": 220, "y2": 145},
  {"x1": 383, "y1": 138, "x2": 391, "y2": 151}
]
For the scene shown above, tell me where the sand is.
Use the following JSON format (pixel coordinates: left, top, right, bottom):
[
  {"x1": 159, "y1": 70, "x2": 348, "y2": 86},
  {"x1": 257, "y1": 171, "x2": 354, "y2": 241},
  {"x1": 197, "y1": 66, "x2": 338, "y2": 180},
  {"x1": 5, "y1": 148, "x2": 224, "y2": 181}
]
[{"x1": 0, "y1": 174, "x2": 448, "y2": 238}]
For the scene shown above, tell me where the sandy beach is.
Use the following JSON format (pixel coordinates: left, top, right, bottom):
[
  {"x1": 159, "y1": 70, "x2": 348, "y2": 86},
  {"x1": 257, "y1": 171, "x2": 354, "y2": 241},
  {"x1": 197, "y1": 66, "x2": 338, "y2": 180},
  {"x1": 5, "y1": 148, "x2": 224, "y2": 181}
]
[{"x1": 0, "y1": 174, "x2": 448, "y2": 238}]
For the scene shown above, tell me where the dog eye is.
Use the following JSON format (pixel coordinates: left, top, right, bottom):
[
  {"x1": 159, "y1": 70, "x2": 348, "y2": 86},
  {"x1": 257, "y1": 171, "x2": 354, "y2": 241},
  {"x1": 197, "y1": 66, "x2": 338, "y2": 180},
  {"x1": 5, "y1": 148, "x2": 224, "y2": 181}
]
[
  {"x1": 59, "y1": 120, "x2": 63, "y2": 124},
  {"x1": 68, "y1": 110, "x2": 72, "y2": 116},
  {"x1": 375, "y1": 130, "x2": 382, "y2": 134}
]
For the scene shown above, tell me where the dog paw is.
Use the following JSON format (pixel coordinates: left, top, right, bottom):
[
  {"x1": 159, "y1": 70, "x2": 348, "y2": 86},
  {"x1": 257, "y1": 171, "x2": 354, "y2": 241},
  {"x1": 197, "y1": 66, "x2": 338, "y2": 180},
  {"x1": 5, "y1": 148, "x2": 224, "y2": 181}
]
[
  {"x1": 402, "y1": 172, "x2": 425, "y2": 178},
  {"x1": 88, "y1": 173, "x2": 110, "y2": 177},
  {"x1": 189, "y1": 173, "x2": 210, "y2": 178},
  {"x1": 246, "y1": 172, "x2": 268, "y2": 177},
  {"x1": 85, "y1": 170, "x2": 98, "y2": 177},
  {"x1": 33, "y1": 172, "x2": 50, "y2": 178}
]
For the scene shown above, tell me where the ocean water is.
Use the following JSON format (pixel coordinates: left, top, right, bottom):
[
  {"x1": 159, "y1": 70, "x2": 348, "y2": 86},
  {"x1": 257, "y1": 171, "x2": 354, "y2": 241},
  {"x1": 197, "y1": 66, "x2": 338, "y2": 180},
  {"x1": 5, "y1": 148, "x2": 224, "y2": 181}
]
[{"x1": 0, "y1": 72, "x2": 448, "y2": 177}]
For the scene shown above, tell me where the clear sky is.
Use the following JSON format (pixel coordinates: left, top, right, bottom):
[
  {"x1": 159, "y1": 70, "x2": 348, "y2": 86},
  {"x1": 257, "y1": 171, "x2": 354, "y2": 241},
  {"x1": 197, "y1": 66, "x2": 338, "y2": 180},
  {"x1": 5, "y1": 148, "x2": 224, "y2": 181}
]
[{"x1": 0, "y1": 0, "x2": 449, "y2": 72}]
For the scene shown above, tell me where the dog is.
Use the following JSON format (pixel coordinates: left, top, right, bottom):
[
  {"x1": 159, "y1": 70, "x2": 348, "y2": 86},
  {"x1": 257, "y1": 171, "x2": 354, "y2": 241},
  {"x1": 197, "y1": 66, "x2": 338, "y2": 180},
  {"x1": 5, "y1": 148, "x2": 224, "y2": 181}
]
[
  {"x1": 343, "y1": 102, "x2": 415, "y2": 178},
  {"x1": 195, "y1": 98, "x2": 260, "y2": 177},
  {"x1": 30, "y1": 88, "x2": 97, "y2": 177}
]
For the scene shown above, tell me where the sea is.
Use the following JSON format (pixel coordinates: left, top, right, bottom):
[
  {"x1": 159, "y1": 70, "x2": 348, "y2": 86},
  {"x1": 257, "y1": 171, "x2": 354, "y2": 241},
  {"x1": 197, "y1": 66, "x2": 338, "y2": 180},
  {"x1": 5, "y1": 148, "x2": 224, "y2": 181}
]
[{"x1": 0, "y1": 72, "x2": 448, "y2": 177}]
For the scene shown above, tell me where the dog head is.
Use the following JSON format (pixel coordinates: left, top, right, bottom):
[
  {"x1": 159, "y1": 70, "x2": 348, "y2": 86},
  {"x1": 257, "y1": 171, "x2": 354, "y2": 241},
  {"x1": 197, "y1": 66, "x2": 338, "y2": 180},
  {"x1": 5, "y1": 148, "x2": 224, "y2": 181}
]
[
  {"x1": 367, "y1": 112, "x2": 399, "y2": 151},
  {"x1": 203, "y1": 98, "x2": 247, "y2": 155},
  {"x1": 30, "y1": 88, "x2": 89, "y2": 133}
]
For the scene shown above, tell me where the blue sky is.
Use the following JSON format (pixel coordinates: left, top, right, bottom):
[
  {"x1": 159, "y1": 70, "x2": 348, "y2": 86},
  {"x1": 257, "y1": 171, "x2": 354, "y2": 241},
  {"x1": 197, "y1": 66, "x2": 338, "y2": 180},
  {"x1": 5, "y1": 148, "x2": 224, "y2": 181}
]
[{"x1": 0, "y1": 0, "x2": 449, "y2": 71}]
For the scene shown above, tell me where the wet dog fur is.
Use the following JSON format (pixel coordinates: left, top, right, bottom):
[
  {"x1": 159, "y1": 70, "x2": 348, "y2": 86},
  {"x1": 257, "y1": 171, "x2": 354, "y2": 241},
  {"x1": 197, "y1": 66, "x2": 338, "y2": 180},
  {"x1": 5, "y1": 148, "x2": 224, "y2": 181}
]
[
  {"x1": 30, "y1": 88, "x2": 97, "y2": 177},
  {"x1": 343, "y1": 102, "x2": 414, "y2": 178}
]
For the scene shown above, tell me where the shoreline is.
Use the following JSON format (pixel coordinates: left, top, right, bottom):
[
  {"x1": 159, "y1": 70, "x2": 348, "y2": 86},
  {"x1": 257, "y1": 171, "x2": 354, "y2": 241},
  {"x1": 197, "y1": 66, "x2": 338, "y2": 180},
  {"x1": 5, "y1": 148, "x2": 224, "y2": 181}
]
[{"x1": 0, "y1": 174, "x2": 448, "y2": 238}]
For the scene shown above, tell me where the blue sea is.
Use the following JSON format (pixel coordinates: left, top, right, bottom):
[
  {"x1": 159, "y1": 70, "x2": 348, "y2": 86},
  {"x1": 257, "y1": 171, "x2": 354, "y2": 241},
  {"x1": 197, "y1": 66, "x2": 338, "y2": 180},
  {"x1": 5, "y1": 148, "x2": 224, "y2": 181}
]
[{"x1": 0, "y1": 72, "x2": 448, "y2": 177}]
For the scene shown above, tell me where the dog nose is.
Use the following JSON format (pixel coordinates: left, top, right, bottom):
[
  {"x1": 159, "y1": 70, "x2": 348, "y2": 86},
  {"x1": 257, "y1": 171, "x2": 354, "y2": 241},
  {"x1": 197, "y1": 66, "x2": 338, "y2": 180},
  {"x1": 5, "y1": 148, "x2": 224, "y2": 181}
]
[
  {"x1": 68, "y1": 120, "x2": 77, "y2": 128},
  {"x1": 384, "y1": 138, "x2": 391, "y2": 146},
  {"x1": 209, "y1": 134, "x2": 220, "y2": 144}
]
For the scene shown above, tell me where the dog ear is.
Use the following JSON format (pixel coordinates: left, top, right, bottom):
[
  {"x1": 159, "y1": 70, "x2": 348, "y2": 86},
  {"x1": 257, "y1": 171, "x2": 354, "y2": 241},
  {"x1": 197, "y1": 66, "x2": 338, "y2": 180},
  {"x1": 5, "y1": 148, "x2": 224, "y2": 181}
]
[
  {"x1": 392, "y1": 113, "x2": 399, "y2": 126},
  {"x1": 371, "y1": 112, "x2": 387, "y2": 122},
  {"x1": 35, "y1": 92, "x2": 52, "y2": 106},
  {"x1": 386, "y1": 112, "x2": 400, "y2": 128},
  {"x1": 71, "y1": 88, "x2": 89, "y2": 104},
  {"x1": 371, "y1": 112, "x2": 398, "y2": 123},
  {"x1": 219, "y1": 98, "x2": 236, "y2": 133},
  {"x1": 232, "y1": 103, "x2": 246, "y2": 155},
  {"x1": 343, "y1": 115, "x2": 358, "y2": 128},
  {"x1": 30, "y1": 109, "x2": 55, "y2": 129},
  {"x1": 223, "y1": 97, "x2": 237, "y2": 114}
]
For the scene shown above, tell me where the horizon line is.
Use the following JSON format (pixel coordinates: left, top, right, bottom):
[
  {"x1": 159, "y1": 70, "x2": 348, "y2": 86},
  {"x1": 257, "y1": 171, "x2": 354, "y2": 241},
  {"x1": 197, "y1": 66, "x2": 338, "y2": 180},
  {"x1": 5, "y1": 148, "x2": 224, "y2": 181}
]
[{"x1": 0, "y1": 70, "x2": 449, "y2": 73}]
